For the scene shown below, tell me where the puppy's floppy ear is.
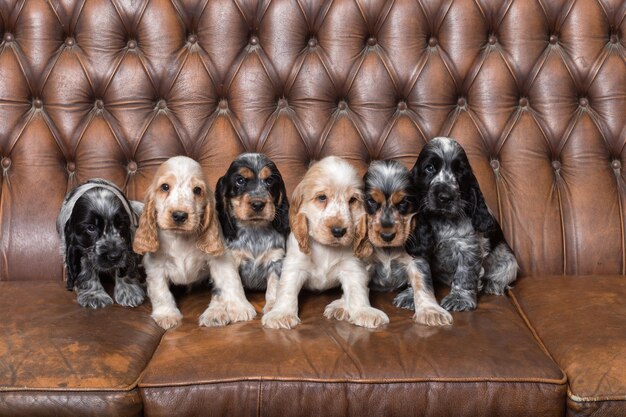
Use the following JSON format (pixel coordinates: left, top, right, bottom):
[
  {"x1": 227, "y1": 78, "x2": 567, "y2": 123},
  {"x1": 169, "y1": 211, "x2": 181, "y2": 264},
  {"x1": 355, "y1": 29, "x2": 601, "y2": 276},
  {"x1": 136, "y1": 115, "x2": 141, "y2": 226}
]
[
  {"x1": 63, "y1": 224, "x2": 82, "y2": 290},
  {"x1": 404, "y1": 211, "x2": 434, "y2": 258},
  {"x1": 272, "y1": 175, "x2": 290, "y2": 238},
  {"x1": 463, "y1": 171, "x2": 506, "y2": 247},
  {"x1": 197, "y1": 192, "x2": 225, "y2": 256},
  {"x1": 353, "y1": 211, "x2": 372, "y2": 259},
  {"x1": 214, "y1": 176, "x2": 237, "y2": 241},
  {"x1": 133, "y1": 190, "x2": 159, "y2": 254},
  {"x1": 289, "y1": 182, "x2": 310, "y2": 254}
]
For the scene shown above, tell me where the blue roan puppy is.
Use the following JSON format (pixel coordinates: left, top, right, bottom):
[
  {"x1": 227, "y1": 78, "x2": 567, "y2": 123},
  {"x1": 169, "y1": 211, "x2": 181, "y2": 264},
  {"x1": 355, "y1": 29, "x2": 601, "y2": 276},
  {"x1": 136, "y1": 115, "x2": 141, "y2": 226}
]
[
  {"x1": 215, "y1": 153, "x2": 290, "y2": 313},
  {"x1": 57, "y1": 179, "x2": 145, "y2": 309},
  {"x1": 363, "y1": 160, "x2": 453, "y2": 326},
  {"x1": 407, "y1": 137, "x2": 518, "y2": 312}
]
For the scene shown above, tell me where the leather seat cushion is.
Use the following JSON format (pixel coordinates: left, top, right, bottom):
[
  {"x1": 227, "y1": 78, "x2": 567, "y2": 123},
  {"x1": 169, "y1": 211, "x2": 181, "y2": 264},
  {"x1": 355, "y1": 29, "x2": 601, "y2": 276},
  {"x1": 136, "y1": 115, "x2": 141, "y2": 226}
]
[
  {"x1": 511, "y1": 276, "x2": 626, "y2": 417},
  {"x1": 0, "y1": 281, "x2": 165, "y2": 416},
  {"x1": 139, "y1": 289, "x2": 566, "y2": 417}
]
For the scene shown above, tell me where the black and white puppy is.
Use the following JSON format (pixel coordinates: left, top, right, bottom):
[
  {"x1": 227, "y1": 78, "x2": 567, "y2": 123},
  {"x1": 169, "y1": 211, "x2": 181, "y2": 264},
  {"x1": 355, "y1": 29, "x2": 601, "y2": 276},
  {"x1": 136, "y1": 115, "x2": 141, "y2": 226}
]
[
  {"x1": 57, "y1": 179, "x2": 145, "y2": 309},
  {"x1": 215, "y1": 153, "x2": 289, "y2": 313},
  {"x1": 363, "y1": 160, "x2": 452, "y2": 326},
  {"x1": 407, "y1": 137, "x2": 518, "y2": 311}
]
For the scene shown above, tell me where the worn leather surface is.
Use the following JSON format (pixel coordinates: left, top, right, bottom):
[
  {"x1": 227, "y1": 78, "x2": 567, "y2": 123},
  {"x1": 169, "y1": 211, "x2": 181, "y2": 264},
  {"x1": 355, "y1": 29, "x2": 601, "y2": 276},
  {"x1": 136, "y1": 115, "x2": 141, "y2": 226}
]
[
  {"x1": 0, "y1": 281, "x2": 164, "y2": 415},
  {"x1": 139, "y1": 290, "x2": 566, "y2": 416},
  {"x1": 0, "y1": 0, "x2": 624, "y2": 282},
  {"x1": 512, "y1": 276, "x2": 626, "y2": 416}
]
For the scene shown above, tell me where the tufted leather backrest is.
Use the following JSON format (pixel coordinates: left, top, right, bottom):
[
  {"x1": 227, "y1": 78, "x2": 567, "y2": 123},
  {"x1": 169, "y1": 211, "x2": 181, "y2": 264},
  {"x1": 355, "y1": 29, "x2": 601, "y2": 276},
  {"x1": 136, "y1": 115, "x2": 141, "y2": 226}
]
[{"x1": 0, "y1": 0, "x2": 624, "y2": 281}]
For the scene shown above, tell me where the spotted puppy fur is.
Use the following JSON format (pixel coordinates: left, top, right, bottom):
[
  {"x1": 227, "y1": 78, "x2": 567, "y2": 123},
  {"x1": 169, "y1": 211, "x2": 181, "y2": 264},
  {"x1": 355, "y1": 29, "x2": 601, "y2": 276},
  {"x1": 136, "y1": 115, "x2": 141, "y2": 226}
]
[{"x1": 407, "y1": 137, "x2": 518, "y2": 312}]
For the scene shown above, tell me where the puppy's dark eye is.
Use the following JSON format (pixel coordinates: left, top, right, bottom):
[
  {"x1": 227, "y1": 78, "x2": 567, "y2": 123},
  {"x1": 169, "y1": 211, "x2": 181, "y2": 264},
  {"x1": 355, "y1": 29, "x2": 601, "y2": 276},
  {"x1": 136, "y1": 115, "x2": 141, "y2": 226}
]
[
  {"x1": 317, "y1": 194, "x2": 327, "y2": 202},
  {"x1": 424, "y1": 164, "x2": 435, "y2": 174},
  {"x1": 86, "y1": 224, "x2": 97, "y2": 234},
  {"x1": 366, "y1": 197, "x2": 378, "y2": 209},
  {"x1": 193, "y1": 186, "x2": 202, "y2": 196},
  {"x1": 161, "y1": 183, "x2": 170, "y2": 192},
  {"x1": 235, "y1": 177, "x2": 246, "y2": 186},
  {"x1": 349, "y1": 196, "x2": 358, "y2": 205},
  {"x1": 264, "y1": 177, "x2": 275, "y2": 186},
  {"x1": 397, "y1": 198, "x2": 409, "y2": 212}
]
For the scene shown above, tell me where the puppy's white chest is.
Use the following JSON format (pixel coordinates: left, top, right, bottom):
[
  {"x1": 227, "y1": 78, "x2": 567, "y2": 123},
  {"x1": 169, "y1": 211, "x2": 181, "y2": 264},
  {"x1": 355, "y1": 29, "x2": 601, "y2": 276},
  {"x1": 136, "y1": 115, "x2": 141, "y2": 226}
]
[
  {"x1": 303, "y1": 245, "x2": 351, "y2": 291},
  {"x1": 158, "y1": 234, "x2": 208, "y2": 285}
]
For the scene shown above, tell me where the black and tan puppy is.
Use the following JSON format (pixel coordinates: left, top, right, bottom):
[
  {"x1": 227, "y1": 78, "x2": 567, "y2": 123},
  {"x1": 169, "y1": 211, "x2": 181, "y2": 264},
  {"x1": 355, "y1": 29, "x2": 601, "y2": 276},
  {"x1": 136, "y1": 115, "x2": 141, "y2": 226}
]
[
  {"x1": 215, "y1": 153, "x2": 289, "y2": 313},
  {"x1": 363, "y1": 160, "x2": 452, "y2": 326},
  {"x1": 407, "y1": 137, "x2": 518, "y2": 312}
]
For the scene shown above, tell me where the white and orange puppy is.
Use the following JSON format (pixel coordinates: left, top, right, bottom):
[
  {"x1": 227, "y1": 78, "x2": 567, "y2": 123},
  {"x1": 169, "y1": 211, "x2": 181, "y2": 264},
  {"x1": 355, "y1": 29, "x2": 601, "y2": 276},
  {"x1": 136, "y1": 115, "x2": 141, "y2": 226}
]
[
  {"x1": 133, "y1": 156, "x2": 256, "y2": 330},
  {"x1": 262, "y1": 156, "x2": 389, "y2": 329}
]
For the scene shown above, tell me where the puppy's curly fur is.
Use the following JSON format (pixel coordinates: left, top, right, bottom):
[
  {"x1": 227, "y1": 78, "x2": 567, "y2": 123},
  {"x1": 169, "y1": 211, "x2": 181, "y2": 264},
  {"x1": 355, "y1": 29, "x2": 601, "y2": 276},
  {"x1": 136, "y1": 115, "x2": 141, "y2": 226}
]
[
  {"x1": 133, "y1": 156, "x2": 255, "y2": 330},
  {"x1": 57, "y1": 179, "x2": 145, "y2": 309},
  {"x1": 363, "y1": 160, "x2": 452, "y2": 326},
  {"x1": 215, "y1": 153, "x2": 289, "y2": 313},
  {"x1": 262, "y1": 156, "x2": 389, "y2": 329},
  {"x1": 407, "y1": 137, "x2": 518, "y2": 312}
]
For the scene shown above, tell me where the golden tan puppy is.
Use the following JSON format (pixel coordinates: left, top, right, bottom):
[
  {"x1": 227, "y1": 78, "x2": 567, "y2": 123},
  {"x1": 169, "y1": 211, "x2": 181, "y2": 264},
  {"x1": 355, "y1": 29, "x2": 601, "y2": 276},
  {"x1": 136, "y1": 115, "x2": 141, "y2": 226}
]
[{"x1": 262, "y1": 156, "x2": 389, "y2": 329}]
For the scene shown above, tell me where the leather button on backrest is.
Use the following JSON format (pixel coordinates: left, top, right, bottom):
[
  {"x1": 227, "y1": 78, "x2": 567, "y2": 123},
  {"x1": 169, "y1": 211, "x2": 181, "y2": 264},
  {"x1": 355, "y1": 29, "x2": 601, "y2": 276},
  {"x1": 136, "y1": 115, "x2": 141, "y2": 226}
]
[
  {"x1": 67, "y1": 162, "x2": 76, "y2": 172},
  {"x1": 95, "y1": 99, "x2": 104, "y2": 109},
  {"x1": 549, "y1": 34, "x2": 558, "y2": 44},
  {"x1": 552, "y1": 160, "x2": 561, "y2": 170},
  {"x1": 188, "y1": 35, "x2": 197, "y2": 44},
  {"x1": 128, "y1": 161, "x2": 138, "y2": 172},
  {"x1": 367, "y1": 37, "x2": 377, "y2": 46},
  {"x1": 218, "y1": 99, "x2": 228, "y2": 110},
  {"x1": 127, "y1": 40, "x2": 137, "y2": 49},
  {"x1": 308, "y1": 38, "x2": 317, "y2": 48},
  {"x1": 65, "y1": 37, "x2": 75, "y2": 47},
  {"x1": 428, "y1": 37, "x2": 437, "y2": 47},
  {"x1": 338, "y1": 100, "x2": 347, "y2": 110},
  {"x1": 4, "y1": 33, "x2": 13, "y2": 42},
  {"x1": 579, "y1": 97, "x2": 588, "y2": 107},
  {"x1": 519, "y1": 97, "x2": 528, "y2": 107},
  {"x1": 33, "y1": 98, "x2": 43, "y2": 108},
  {"x1": 397, "y1": 101, "x2": 407, "y2": 111},
  {"x1": 2, "y1": 158, "x2": 11, "y2": 169},
  {"x1": 457, "y1": 97, "x2": 466, "y2": 107},
  {"x1": 488, "y1": 35, "x2": 497, "y2": 45},
  {"x1": 250, "y1": 36, "x2": 259, "y2": 46}
]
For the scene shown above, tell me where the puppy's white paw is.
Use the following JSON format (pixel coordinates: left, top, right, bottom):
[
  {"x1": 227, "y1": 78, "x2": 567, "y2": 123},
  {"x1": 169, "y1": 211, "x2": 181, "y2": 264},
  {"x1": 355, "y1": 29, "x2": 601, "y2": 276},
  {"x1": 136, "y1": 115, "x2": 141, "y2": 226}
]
[
  {"x1": 324, "y1": 299, "x2": 349, "y2": 321},
  {"x1": 349, "y1": 307, "x2": 389, "y2": 329},
  {"x1": 226, "y1": 301, "x2": 257, "y2": 323},
  {"x1": 414, "y1": 304, "x2": 453, "y2": 326},
  {"x1": 262, "y1": 310, "x2": 300, "y2": 329},
  {"x1": 199, "y1": 301, "x2": 256, "y2": 327},
  {"x1": 114, "y1": 281, "x2": 145, "y2": 308},
  {"x1": 77, "y1": 290, "x2": 113, "y2": 309},
  {"x1": 152, "y1": 311, "x2": 183, "y2": 330}
]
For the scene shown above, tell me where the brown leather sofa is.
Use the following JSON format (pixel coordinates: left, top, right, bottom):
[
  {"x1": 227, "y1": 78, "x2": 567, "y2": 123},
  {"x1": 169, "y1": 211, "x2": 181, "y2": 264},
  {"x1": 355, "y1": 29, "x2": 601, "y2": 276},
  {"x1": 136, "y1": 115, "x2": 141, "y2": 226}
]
[{"x1": 1, "y1": 0, "x2": 624, "y2": 416}]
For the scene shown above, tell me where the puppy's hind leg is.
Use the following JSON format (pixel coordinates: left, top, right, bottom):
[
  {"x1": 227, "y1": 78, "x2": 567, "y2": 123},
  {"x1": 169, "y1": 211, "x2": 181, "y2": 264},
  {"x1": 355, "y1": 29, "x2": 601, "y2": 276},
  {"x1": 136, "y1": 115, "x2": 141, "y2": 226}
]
[{"x1": 481, "y1": 243, "x2": 518, "y2": 295}]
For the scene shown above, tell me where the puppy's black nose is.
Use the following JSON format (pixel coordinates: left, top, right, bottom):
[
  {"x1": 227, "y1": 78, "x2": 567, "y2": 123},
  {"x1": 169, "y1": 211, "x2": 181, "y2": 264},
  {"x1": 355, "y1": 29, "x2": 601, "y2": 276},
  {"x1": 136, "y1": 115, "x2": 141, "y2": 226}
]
[
  {"x1": 331, "y1": 226, "x2": 347, "y2": 238},
  {"x1": 107, "y1": 249, "x2": 122, "y2": 262},
  {"x1": 436, "y1": 192, "x2": 453, "y2": 205},
  {"x1": 380, "y1": 232, "x2": 396, "y2": 242},
  {"x1": 251, "y1": 201, "x2": 266, "y2": 213},
  {"x1": 172, "y1": 211, "x2": 188, "y2": 224}
]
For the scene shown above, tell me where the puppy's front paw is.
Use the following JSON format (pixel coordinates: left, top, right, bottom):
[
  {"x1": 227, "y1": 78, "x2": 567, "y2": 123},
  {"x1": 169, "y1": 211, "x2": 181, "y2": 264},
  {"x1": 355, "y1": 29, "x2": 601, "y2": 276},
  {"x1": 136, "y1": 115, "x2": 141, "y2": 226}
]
[
  {"x1": 441, "y1": 291, "x2": 477, "y2": 312},
  {"x1": 152, "y1": 311, "x2": 183, "y2": 330},
  {"x1": 262, "y1": 310, "x2": 300, "y2": 329},
  {"x1": 349, "y1": 307, "x2": 389, "y2": 329},
  {"x1": 77, "y1": 290, "x2": 113, "y2": 309},
  {"x1": 226, "y1": 301, "x2": 257, "y2": 323},
  {"x1": 114, "y1": 281, "x2": 145, "y2": 308},
  {"x1": 324, "y1": 299, "x2": 349, "y2": 321},
  {"x1": 199, "y1": 306, "x2": 230, "y2": 327},
  {"x1": 262, "y1": 300, "x2": 275, "y2": 315},
  {"x1": 414, "y1": 304, "x2": 453, "y2": 326}
]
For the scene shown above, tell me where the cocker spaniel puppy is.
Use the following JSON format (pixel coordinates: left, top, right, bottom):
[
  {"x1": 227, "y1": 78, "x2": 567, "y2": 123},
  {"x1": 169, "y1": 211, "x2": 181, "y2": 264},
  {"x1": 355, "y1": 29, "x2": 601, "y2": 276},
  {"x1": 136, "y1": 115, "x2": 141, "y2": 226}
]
[
  {"x1": 215, "y1": 153, "x2": 289, "y2": 313},
  {"x1": 133, "y1": 156, "x2": 256, "y2": 330},
  {"x1": 262, "y1": 156, "x2": 389, "y2": 329},
  {"x1": 363, "y1": 160, "x2": 452, "y2": 326},
  {"x1": 407, "y1": 137, "x2": 518, "y2": 311},
  {"x1": 57, "y1": 179, "x2": 145, "y2": 308}
]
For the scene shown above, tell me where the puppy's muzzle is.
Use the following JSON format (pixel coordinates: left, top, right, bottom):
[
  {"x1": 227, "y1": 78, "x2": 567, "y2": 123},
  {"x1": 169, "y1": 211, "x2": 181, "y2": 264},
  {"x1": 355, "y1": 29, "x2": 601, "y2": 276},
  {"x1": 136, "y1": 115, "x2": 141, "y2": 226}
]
[
  {"x1": 172, "y1": 210, "x2": 188, "y2": 224},
  {"x1": 430, "y1": 183, "x2": 458, "y2": 209}
]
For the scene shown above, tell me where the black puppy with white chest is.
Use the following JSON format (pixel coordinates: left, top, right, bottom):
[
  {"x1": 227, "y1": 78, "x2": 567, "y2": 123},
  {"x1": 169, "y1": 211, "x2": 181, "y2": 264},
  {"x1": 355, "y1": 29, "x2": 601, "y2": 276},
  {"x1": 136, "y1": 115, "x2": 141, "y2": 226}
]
[
  {"x1": 57, "y1": 179, "x2": 145, "y2": 309},
  {"x1": 215, "y1": 153, "x2": 289, "y2": 313},
  {"x1": 407, "y1": 137, "x2": 518, "y2": 311}
]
